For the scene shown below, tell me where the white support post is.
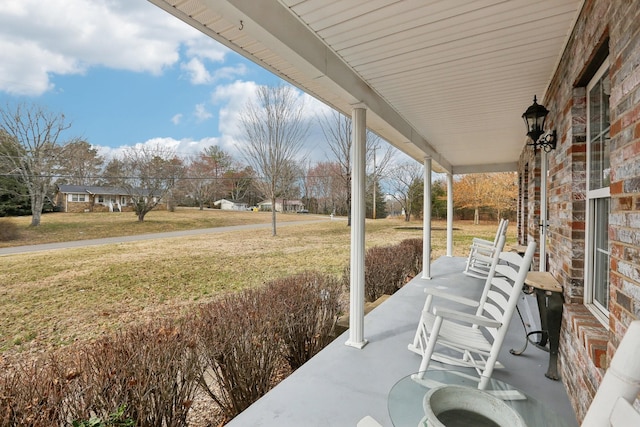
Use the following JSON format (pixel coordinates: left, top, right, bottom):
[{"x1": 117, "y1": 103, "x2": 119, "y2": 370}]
[
  {"x1": 346, "y1": 104, "x2": 367, "y2": 349},
  {"x1": 422, "y1": 156, "x2": 432, "y2": 279},
  {"x1": 446, "y1": 172, "x2": 453, "y2": 257}
]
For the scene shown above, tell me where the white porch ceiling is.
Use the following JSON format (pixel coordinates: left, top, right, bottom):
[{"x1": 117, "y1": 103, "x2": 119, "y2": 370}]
[{"x1": 149, "y1": 0, "x2": 582, "y2": 174}]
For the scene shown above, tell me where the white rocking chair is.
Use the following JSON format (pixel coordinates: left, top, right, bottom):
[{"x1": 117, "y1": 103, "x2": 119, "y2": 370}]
[
  {"x1": 464, "y1": 219, "x2": 509, "y2": 279},
  {"x1": 412, "y1": 241, "x2": 536, "y2": 390},
  {"x1": 409, "y1": 232, "x2": 508, "y2": 356}
]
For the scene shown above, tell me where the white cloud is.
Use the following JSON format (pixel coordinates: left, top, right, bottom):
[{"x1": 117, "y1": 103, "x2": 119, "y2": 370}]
[
  {"x1": 0, "y1": 0, "x2": 215, "y2": 96},
  {"x1": 181, "y1": 58, "x2": 210, "y2": 85},
  {"x1": 194, "y1": 103, "x2": 213, "y2": 122},
  {"x1": 181, "y1": 58, "x2": 247, "y2": 85},
  {"x1": 171, "y1": 113, "x2": 183, "y2": 125},
  {"x1": 183, "y1": 37, "x2": 228, "y2": 63},
  {"x1": 211, "y1": 80, "x2": 260, "y2": 138},
  {"x1": 97, "y1": 136, "x2": 224, "y2": 161}
]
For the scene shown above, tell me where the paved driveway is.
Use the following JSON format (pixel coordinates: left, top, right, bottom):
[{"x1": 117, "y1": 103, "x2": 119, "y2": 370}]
[{"x1": 0, "y1": 219, "x2": 330, "y2": 256}]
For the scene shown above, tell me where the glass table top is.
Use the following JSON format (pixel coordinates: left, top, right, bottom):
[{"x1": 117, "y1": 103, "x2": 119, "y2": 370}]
[{"x1": 388, "y1": 369, "x2": 572, "y2": 427}]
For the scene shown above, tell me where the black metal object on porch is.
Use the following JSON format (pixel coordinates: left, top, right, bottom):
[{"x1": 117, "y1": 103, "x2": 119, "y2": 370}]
[
  {"x1": 522, "y1": 96, "x2": 557, "y2": 152},
  {"x1": 510, "y1": 271, "x2": 564, "y2": 381}
]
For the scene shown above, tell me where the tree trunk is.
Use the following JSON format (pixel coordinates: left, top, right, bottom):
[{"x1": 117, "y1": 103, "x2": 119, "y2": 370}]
[
  {"x1": 474, "y1": 207, "x2": 479, "y2": 225},
  {"x1": 271, "y1": 196, "x2": 277, "y2": 236},
  {"x1": 30, "y1": 192, "x2": 44, "y2": 226}
]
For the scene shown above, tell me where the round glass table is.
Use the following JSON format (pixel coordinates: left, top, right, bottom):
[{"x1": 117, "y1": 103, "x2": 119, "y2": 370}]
[{"x1": 388, "y1": 369, "x2": 572, "y2": 427}]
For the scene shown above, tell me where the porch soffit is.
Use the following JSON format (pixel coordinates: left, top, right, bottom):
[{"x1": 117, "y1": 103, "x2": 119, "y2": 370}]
[{"x1": 148, "y1": 0, "x2": 582, "y2": 174}]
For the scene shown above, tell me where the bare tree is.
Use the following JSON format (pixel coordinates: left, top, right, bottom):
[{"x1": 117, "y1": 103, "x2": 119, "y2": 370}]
[
  {"x1": 57, "y1": 139, "x2": 104, "y2": 186},
  {"x1": 319, "y1": 110, "x2": 351, "y2": 220},
  {"x1": 0, "y1": 102, "x2": 74, "y2": 226},
  {"x1": 120, "y1": 145, "x2": 184, "y2": 221},
  {"x1": 202, "y1": 145, "x2": 233, "y2": 203},
  {"x1": 319, "y1": 110, "x2": 394, "y2": 224},
  {"x1": 388, "y1": 162, "x2": 423, "y2": 221},
  {"x1": 183, "y1": 154, "x2": 215, "y2": 210},
  {"x1": 239, "y1": 84, "x2": 310, "y2": 235},
  {"x1": 307, "y1": 161, "x2": 344, "y2": 215},
  {"x1": 225, "y1": 164, "x2": 255, "y2": 203},
  {"x1": 101, "y1": 157, "x2": 127, "y2": 187}
]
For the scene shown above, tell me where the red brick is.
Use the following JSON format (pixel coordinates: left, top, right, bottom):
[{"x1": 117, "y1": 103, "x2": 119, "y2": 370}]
[
  {"x1": 610, "y1": 180, "x2": 623, "y2": 195},
  {"x1": 611, "y1": 119, "x2": 622, "y2": 137}
]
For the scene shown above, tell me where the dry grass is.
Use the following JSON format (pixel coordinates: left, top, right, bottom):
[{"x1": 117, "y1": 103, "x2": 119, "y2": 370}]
[
  {"x1": 0, "y1": 209, "x2": 512, "y2": 357},
  {"x1": 0, "y1": 208, "x2": 308, "y2": 248}
]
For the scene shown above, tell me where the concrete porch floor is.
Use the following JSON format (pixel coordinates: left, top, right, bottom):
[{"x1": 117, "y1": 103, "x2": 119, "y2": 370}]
[{"x1": 227, "y1": 256, "x2": 579, "y2": 427}]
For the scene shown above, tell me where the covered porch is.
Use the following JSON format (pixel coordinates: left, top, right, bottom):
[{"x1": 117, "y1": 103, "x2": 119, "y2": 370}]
[
  {"x1": 147, "y1": 0, "x2": 584, "y2": 352},
  {"x1": 147, "y1": 1, "x2": 640, "y2": 425},
  {"x1": 226, "y1": 255, "x2": 577, "y2": 426}
]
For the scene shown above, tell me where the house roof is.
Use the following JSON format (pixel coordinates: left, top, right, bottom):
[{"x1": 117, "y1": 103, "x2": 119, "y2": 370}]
[
  {"x1": 57, "y1": 185, "x2": 128, "y2": 195},
  {"x1": 213, "y1": 199, "x2": 247, "y2": 205},
  {"x1": 148, "y1": 0, "x2": 582, "y2": 174},
  {"x1": 258, "y1": 199, "x2": 303, "y2": 205},
  {"x1": 56, "y1": 185, "x2": 155, "y2": 197}
]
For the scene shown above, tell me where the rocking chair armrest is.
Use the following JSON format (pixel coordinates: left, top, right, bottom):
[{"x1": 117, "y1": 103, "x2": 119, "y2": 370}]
[
  {"x1": 433, "y1": 307, "x2": 502, "y2": 328},
  {"x1": 471, "y1": 237, "x2": 495, "y2": 247},
  {"x1": 424, "y1": 288, "x2": 480, "y2": 307}
]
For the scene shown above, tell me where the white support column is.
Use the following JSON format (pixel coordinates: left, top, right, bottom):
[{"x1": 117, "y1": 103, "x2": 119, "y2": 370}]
[
  {"x1": 446, "y1": 172, "x2": 454, "y2": 257},
  {"x1": 346, "y1": 104, "x2": 367, "y2": 349},
  {"x1": 422, "y1": 156, "x2": 432, "y2": 279}
]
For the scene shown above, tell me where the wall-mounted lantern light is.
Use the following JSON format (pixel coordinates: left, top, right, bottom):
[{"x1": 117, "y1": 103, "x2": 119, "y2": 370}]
[{"x1": 522, "y1": 95, "x2": 557, "y2": 152}]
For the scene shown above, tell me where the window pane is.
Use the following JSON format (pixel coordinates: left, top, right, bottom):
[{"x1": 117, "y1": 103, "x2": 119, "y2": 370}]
[
  {"x1": 592, "y1": 198, "x2": 610, "y2": 309},
  {"x1": 589, "y1": 69, "x2": 610, "y2": 190},
  {"x1": 589, "y1": 79, "x2": 601, "y2": 138}
]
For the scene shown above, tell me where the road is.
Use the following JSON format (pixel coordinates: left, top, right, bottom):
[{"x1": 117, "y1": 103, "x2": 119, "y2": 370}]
[{"x1": 0, "y1": 218, "x2": 332, "y2": 256}]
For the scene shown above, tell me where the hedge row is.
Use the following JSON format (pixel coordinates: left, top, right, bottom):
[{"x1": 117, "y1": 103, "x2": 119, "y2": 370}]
[
  {"x1": 0, "y1": 219, "x2": 19, "y2": 242},
  {"x1": 343, "y1": 238, "x2": 423, "y2": 302},
  {"x1": 0, "y1": 272, "x2": 343, "y2": 426}
]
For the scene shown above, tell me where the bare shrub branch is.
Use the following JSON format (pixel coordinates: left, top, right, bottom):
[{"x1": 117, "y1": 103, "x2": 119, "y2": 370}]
[
  {"x1": 264, "y1": 272, "x2": 344, "y2": 370},
  {"x1": 67, "y1": 318, "x2": 201, "y2": 427},
  {"x1": 192, "y1": 289, "x2": 283, "y2": 422}
]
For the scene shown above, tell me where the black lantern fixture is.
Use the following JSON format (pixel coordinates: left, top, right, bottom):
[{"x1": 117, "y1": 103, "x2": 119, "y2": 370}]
[{"x1": 522, "y1": 95, "x2": 557, "y2": 152}]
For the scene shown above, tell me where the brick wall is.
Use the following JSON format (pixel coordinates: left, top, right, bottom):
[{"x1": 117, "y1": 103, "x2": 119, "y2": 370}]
[
  {"x1": 518, "y1": 0, "x2": 640, "y2": 421},
  {"x1": 608, "y1": 0, "x2": 640, "y2": 347},
  {"x1": 66, "y1": 201, "x2": 93, "y2": 213}
]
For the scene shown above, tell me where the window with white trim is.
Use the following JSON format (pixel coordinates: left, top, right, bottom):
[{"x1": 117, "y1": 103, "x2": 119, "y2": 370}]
[
  {"x1": 585, "y1": 59, "x2": 611, "y2": 323},
  {"x1": 71, "y1": 193, "x2": 86, "y2": 202}
]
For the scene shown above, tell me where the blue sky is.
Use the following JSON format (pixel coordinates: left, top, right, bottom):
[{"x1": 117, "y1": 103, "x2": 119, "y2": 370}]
[{"x1": 0, "y1": 0, "x2": 341, "y2": 163}]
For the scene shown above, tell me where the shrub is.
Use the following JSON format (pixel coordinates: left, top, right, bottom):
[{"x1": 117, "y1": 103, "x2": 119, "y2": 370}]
[
  {"x1": 71, "y1": 405, "x2": 134, "y2": 427},
  {"x1": 0, "y1": 219, "x2": 19, "y2": 242},
  {"x1": 0, "y1": 354, "x2": 74, "y2": 426},
  {"x1": 363, "y1": 243, "x2": 414, "y2": 302},
  {"x1": 192, "y1": 288, "x2": 283, "y2": 423},
  {"x1": 264, "y1": 271, "x2": 344, "y2": 370},
  {"x1": 399, "y1": 238, "x2": 423, "y2": 278},
  {"x1": 67, "y1": 319, "x2": 201, "y2": 427}
]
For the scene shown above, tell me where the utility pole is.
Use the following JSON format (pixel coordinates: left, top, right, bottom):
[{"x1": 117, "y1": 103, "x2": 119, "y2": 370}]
[{"x1": 372, "y1": 146, "x2": 377, "y2": 219}]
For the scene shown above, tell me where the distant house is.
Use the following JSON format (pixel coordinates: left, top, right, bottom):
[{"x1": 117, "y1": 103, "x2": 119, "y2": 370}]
[
  {"x1": 213, "y1": 199, "x2": 249, "y2": 211},
  {"x1": 55, "y1": 185, "x2": 165, "y2": 213},
  {"x1": 257, "y1": 199, "x2": 304, "y2": 213}
]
